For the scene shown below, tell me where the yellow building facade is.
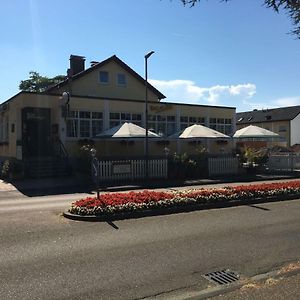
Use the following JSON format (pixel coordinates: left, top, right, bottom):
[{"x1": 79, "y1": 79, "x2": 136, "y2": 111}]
[{"x1": 0, "y1": 55, "x2": 236, "y2": 163}]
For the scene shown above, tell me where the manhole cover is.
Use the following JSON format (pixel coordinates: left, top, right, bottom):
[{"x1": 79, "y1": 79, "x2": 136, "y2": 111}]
[{"x1": 203, "y1": 269, "x2": 240, "y2": 285}]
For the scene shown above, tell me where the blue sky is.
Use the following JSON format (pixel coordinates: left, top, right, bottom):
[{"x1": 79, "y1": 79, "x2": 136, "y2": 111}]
[{"x1": 1, "y1": 0, "x2": 300, "y2": 112}]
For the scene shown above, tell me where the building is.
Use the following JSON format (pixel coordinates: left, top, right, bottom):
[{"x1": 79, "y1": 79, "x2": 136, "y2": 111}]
[
  {"x1": 0, "y1": 54, "x2": 236, "y2": 174},
  {"x1": 236, "y1": 106, "x2": 300, "y2": 147}
]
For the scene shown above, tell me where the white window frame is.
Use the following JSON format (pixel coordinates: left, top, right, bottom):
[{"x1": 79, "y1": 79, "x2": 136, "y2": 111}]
[
  {"x1": 180, "y1": 116, "x2": 205, "y2": 131},
  {"x1": 209, "y1": 118, "x2": 232, "y2": 135},
  {"x1": 66, "y1": 110, "x2": 103, "y2": 139},
  {"x1": 109, "y1": 112, "x2": 142, "y2": 128},
  {"x1": 148, "y1": 114, "x2": 176, "y2": 137}
]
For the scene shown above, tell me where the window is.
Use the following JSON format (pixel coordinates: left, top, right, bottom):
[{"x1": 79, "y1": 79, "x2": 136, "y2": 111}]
[
  {"x1": 117, "y1": 73, "x2": 126, "y2": 86},
  {"x1": 237, "y1": 117, "x2": 243, "y2": 122},
  {"x1": 180, "y1": 116, "x2": 205, "y2": 130},
  {"x1": 279, "y1": 126, "x2": 287, "y2": 132},
  {"x1": 66, "y1": 110, "x2": 103, "y2": 138},
  {"x1": 209, "y1": 118, "x2": 217, "y2": 130},
  {"x1": 99, "y1": 71, "x2": 109, "y2": 84},
  {"x1": 92, "y1": 120, "x2": 103, "y2": 137},
  {"x1": 0, "y1": 116, "x2": 9, "y2": 142},
  {"x1": 109, "y1": 112, "x2": 142, "y2": 128},
  {"x1": 209, "y1": 117, "x2": 232, "y2": 135},
  {"x1": 0, "y1": 116, "x2": 3, "y2": 142},
  {"x1": 79, "y1": 120, "x2": 90, "y2": 137},
  {"x1": 79, "y1": 111, "x2": 90, "y2": 119},
  {"x1": 66, "y1": 119, "x2": 78, "y2": 138},
  {"x1": 148, "y1": 114, "x2": 176, "y2": 136}
]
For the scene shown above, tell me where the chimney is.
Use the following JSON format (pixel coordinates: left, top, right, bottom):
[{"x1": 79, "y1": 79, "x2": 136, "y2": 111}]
[{"x1": 69, "y1": 55, "x2": 86, "y2": 76}]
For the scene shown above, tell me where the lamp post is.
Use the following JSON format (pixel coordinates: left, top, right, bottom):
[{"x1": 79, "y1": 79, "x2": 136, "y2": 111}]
[
  {"x1": 90, "y1": 148, "x2": 100, "y2": 199},
  {"x1": 145, "y1": 51, "x2": 155, "y2": 179}
]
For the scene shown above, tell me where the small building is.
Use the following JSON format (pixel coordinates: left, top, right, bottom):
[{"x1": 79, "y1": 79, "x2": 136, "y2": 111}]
[
  {"x1": 0, "y1": 54, "x2": 236, "y2": 175},
  {"x1": 236, "y1": 106, "x2": 300, "y2": 148}
]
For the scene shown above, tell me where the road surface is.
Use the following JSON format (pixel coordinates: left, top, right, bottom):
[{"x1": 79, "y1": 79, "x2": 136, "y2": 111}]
[{"x1": 0, "y1": 185, "x2": 299, "y2": 299}]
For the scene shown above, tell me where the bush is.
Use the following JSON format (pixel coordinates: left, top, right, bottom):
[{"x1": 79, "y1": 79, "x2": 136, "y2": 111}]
[
  {"x1": 73, "y1": 143, "x2": 95, "y2": 175},
  {"x1": 239, "y1": 147, "x2": 268, "y2": 166},
  {"x1": 168, "y1": 152, "x2": 208, "y2": 179}
]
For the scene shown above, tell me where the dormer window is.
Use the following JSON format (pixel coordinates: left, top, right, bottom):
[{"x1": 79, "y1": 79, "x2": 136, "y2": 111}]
[
  {"x1": 247, "y1": 116, "x2": 253, "y2": 121},
  {"x1": 117, "y1": 73, "x2": 126, "y2": 86},
  {"x1": 99, "y1": 71, "x2": 109, "y2": 84},
  {"x1": 237, "y1": 117, "x2": 243, "y2": 122},
  {"x1": 265, "y1": 115, "x2": 272, "y2": 120}
]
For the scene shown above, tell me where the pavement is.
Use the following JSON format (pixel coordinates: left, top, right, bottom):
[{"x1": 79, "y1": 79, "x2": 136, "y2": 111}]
[
  {"x1": 0, "y1": 175, "x2": 300, "y2": 300},
  {"x1": 207, "y1": 262, "x2": 300, "y2": 300},
  {"x1": 1, "y1": 172, "x2": 300, "y2": 196},
  {"x1": 145, "y1": 261, "x2": 300, "y2": 300}
]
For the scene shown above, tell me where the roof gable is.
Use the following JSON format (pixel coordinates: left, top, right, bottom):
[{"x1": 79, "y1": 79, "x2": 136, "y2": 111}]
[{"x1": 47, "y1": 55, "x2": 165, "y2": 100}]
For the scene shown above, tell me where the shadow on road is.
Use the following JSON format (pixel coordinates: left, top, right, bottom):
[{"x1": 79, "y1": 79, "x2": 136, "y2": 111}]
[{"x1": 247, "y1": 204, "x2": 271, "y2": 211}]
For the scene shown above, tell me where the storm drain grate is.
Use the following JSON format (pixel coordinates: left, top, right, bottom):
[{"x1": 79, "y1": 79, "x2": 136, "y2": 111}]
[{"x1": 203, "y1": 269, "x2": 240, "y2": 285}]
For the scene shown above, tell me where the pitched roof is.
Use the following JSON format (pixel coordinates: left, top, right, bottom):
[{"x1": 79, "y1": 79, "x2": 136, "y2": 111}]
[
  {"x1": 47, "y1": 55, "x2": 166, "y2": 99},
  {"x1": 236, "y1": 105, "x2": 300, "y2": 124}
]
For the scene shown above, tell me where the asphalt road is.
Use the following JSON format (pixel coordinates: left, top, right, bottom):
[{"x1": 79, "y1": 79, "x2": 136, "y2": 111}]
[{"x1": 0, "y1": 187, "x2": 300, "y2": 300}]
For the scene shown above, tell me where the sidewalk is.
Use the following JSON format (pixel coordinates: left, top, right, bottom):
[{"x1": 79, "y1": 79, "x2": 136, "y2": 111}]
[
  {"x1": 1, "y1": 173, "x2": 300, "y2": 196},
  {"x1": 208, "y1": 263, "x2": 300, "y2": 300}
]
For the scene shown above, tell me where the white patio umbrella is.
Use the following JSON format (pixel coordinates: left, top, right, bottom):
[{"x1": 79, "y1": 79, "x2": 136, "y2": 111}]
[
  {"x1": 168, "y1": 124, "x2": 230, "y2": 154},
  {"x1": 96, "y1": 122, "x2": 160, "y2": 138},
  {"x1": 233, "y1": 125, "x2": 279, "y2": 139},
  {"x1": 178, "y1": 124, "x2": 230, "y2": 139}
]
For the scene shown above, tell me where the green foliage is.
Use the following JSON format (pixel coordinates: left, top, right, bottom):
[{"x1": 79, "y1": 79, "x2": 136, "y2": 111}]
[
  {"x1": 239, "y1": 147, "x2": 268, "y2": 166},
  {"x1": 181, "y1": 0, "x2": 300, "y2": 38},
  {"x1": 168, "y1": 152, "x2": 208, "y2": 179},
  {"x1": 73, "y1": 142, "x2": 95, "y2": 174},
  {"x1": 19, "y1": 71, "x2": 66, "y2": 92}
]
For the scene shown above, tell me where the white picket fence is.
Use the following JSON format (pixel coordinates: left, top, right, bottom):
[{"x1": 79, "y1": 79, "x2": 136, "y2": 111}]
[
  {"x1": 208, "y1": 156, "x2": 239, "y2": 176},
  {"x1": 93, "y1": 158, "x2": 168, "y2": 182},
  {"x1": 267, "y1": 154, "x2": 300, "y2": 172}
]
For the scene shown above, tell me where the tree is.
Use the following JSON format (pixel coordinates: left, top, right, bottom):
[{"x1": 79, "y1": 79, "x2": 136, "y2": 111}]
[
  {"x1": 19, "y1": 71, "x2": 66, "y2": 92},
  {"x1": 181, "y1": 0, "x2": 300, "y2": 38}
]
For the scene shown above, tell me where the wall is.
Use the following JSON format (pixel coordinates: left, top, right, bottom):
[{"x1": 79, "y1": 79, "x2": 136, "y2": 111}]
[
  {"x1": 0, "y1": 93, "x2": 60, "y2": 159},
  {"x1": 55, "y1": 60, "x2": 160, "y2": 102},
  {"x1": 1, "y1": 92, "x2": 235, "y2": 160},
  {"x1": 291, "y1": 114, "x2": 300, "y2": 146}
]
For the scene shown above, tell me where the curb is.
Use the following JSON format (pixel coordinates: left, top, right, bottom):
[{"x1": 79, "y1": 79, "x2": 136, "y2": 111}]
[
  {"x1": 183, "y1": 262, "x2": 300, "y2": 300},
  {"x1": 63, "y1": 193, "x2": 300, "y2": 222}
]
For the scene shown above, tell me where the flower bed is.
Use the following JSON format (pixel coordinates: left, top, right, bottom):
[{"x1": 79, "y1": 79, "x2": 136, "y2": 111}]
[{"x1": 68, "y1": 180, "x2": 300, "y2": 217}]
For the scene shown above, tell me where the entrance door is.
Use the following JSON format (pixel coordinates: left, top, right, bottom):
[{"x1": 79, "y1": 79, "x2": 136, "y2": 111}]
[{"x1": 22, "y1": 108, "x2": 51, "y2": 158}]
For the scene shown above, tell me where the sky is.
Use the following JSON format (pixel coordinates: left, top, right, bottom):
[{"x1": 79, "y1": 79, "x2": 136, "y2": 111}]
[{"x1": 1, "y1": 0, "x2": 300, "y2": 112}]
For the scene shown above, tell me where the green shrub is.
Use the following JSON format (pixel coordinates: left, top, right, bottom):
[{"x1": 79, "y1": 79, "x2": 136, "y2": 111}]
[
  {"x1": 73, "y1": 144, "x2": 95, "y2": 175},
  {"x1": 168, "y1": 152, "x2": 208, "y2": 179}
]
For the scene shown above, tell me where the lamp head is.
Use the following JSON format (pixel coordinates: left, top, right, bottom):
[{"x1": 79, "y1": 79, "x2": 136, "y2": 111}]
[{"x1": 145, "y1": 51, "x2": 155, "y2": 59}]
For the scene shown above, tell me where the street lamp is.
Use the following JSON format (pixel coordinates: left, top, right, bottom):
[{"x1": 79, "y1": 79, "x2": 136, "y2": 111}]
[
  {"x1": 90, "y1": 148, "x2": 100, "y2": 199},
  {"x1": 145, "y1": 51, "x2": 155, "y2": 179}
]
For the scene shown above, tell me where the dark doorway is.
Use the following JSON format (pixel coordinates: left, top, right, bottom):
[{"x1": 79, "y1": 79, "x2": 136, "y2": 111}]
[{"x1": 22, "y1": 108, "x2": 51, "y2": 158}]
